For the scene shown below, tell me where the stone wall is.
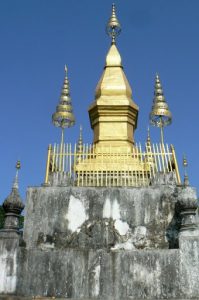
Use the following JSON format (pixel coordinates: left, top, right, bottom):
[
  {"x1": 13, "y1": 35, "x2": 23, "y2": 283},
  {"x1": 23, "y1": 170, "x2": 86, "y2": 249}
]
[
  {"x1": 0, "y1": 184, "x2": 199, "y2": 299},
  {"x1": 0, "y1": 234, "x2": 19, "y2": 294},
  {"x1": 24, "y1": 185, "x2": 194, "y2": 251},
  {"x1": 16, "y1": 248, "x2": 180, "y2": 299}
]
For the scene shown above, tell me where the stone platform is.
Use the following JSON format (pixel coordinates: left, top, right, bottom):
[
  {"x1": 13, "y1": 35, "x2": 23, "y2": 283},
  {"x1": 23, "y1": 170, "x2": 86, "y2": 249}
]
[{"x1": 0, "y1": 183, "x2": 199, "y2": 299}]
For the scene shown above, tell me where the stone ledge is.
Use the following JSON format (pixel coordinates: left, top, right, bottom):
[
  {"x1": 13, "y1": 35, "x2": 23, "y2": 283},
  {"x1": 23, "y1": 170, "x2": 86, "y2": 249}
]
[{"x1": 1, "y1": 297, "x2": 199, "y2": 300}]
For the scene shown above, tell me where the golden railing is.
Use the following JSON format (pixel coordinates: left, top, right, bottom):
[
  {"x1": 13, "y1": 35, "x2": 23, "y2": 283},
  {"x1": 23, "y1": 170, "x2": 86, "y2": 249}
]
[{"x1": 44, "y1": 143, "x2": 181, "y2": 187}]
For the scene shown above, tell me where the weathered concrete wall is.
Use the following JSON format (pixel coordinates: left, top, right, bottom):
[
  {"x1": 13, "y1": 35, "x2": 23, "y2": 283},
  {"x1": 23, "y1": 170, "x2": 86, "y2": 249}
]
[
  {"x1": 23, "y1": 186, "x2": 197, "y2": 251},
  {"x1": 179, "y1": 234, "x2": 199, "y2": 298},
  {"x1": 1, "y1": 185, "x2": 199, "y2": 299},
  {"x1": 16, "y1": 248, "x2": 180, "y2": 299},
  {"x1": 15, "y1": 236, "x2": 199, "y2": 299},
  {"x1": 0, "y1": 235, "x2": 19, "y2": 294}
]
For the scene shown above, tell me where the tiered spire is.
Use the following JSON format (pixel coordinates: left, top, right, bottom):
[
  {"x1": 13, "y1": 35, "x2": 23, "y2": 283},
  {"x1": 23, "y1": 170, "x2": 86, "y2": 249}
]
[
  {"x1": 145, "y1": 127, "x2": 154, "y2": 165},
  {"x1": 76, "y1": 125, "x2": 83, "y2": 163},
  {"x1": 106, "y1": 4, "x2": 121, "y2": 44},
  {"x1": 13, "y1": 160, "x2": 21, "y2": 189},
  {"x1": 52, "y1": 65, "x2": 75, "y2": 145},
  {"x1": 183, "y1": 155, "x2": 189, "y2": 186},
  {"x1": 1, "y1": 161, "x2": 24, "y2": 233},
  {"x1": 77, "y1": 125, "x2": 83, "y2": 153},
  {"x1": 146, "y1": 127, "x2": 151, "y2": 147},
  {"x1": 150, "y1": 74, "x2": 172, "y2": 144},
  {"x1": 89, "y1": 4, "x2": 139, "y2": 149}
]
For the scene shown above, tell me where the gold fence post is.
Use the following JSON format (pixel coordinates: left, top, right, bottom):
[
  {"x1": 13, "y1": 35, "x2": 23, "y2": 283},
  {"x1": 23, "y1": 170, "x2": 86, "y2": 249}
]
[
  {"x1": 171, "y1": 144, "x2": 181, "y2": 185},
  {"x1": 44, "y1": 144, "x2": 52, "y2": 185}
]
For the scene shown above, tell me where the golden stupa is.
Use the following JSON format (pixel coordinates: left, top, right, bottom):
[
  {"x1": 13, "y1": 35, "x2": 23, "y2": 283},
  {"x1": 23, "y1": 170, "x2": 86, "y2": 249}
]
[
  {"x1": 89, "y1": 4, "x2": 138, "y2": 151},
  {"x1": 44, "y1": 4, "x2": 181, "y2": 187},
  {"x1": 75, "y1": 4, "x2": 151, "y2": 186}
]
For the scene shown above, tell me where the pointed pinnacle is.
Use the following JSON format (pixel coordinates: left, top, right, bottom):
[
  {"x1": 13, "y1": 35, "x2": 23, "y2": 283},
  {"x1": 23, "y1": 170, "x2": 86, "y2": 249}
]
[
  {"x1": 146, "y1": 126, "x2": 151, "y2": 145},
  {"x1": 106, "y1": 4, "x2": 121, "y2": 44},
  {"x1": 150, "y1": 73, "x2": 172, "y2": 128},
  {"x1": 77, "y1": 125, "x2": 83, "y2": 153},
  {"x1": 16, "y1": 160, "x2": 21, "y2": 170},
  {"x1": 154, "y1": 74, "x2": 164, "y2": 99},
  {"x1": 147, "y1": 126, "x2": 150, "y2": 135},
  {"x1": 52, "y1": 65, "x2": 75, "y2": 128},
  {"x1": 80, "y1": 124, "x2": 82, "y2": 135},
  {"x1": 13, "y1": 160, "x2": 21, "y2": 189},
  {"x1": 78, "y1": 125, "x2": 83, "y2": 144},
  {"x1": 183, "y1": 154, "x2": 189, "y2": 186},
  {"x1": 61, "y1": 65, "x2": 70, "y2": 98},
  {"x1": 183, "y1": 154, "x2": 188, "y2": 168},
  {"x1": 64, "y1": 64, "x2": 68, "y2": 75}
]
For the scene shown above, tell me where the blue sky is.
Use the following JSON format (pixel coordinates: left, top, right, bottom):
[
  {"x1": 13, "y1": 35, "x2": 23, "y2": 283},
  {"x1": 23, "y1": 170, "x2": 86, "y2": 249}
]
[{"x1": 0, "y1": 0, "x2": 199, "y2": 203}]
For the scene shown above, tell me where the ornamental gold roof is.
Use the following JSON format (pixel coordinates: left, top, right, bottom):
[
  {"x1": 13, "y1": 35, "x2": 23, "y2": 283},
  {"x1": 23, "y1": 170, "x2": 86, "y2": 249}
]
[
  {"x1": 52, "y1": 66, "x2": 75, "y2": 129},
  {"x1": 150, "y1": 74, "x2": 172, "y2": 127},
  {"x1": 94, "y1": 44, "x2": 137, "y2": 106}
]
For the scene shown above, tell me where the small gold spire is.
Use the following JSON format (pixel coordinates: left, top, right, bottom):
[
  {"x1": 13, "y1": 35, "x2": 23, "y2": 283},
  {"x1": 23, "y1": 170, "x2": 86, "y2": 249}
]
[
  {"x1": 145, "y1": 127, "x2": 152, "y2": 152},
  {"x1": 77, "y1": 125, "x2": 83, "y2": 153},
  {"x1": 146, "y1": 127, "x2": 151, "y2": 146},
  {"x1": 52, "y1": 66, "x2": 75, "y2": 145},
  {"x1": 106, "y1": 4, "x2": 121, "y2": 44},
  {"x1": 183, "y1": 154, "x2": 189, "y2": 186},
  {"x1": 145, "y1": 127, "x2": 154, "y2": 166},
  {"x1": 150, "y1": 74, "x2": 172, "y2": 144}
]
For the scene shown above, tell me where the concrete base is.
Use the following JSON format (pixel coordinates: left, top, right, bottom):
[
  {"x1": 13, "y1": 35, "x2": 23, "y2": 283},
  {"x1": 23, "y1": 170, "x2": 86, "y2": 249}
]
[{"x1": 0, "y1": 185, "x2": 199, "y2": 299}]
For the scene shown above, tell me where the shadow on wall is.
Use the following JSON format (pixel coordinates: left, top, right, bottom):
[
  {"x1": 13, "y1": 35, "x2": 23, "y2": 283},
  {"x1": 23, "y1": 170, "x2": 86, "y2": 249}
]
[{"x1": 166, "y1": 203, "x2": 181, "y2": 249}]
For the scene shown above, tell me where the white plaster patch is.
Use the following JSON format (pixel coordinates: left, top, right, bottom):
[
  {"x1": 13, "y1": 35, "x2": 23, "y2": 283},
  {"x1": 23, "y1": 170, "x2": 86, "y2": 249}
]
[
  {"x1": 112, "y1": 199, "x2": 121, "y2": 219},
  {"x1": 111, "y1": 240, "x2": 135, "y2": 250},
  {"x1": 0, "y1": 248, "x2": 17, "y2": 293},
  {"x1": 132, "y1": 263, "x2": 156, "y2": 286},
  {"x1": 40, "y1": 243, "x2": 55, "y2": 250},
  {"x1": 67, "y1": 195, "x2": 87, "y2": 232},
  {"x1": 144, "y1": 207, "x2": 150, "y2": 223},
  {"x1": 93, "y1": 265, "x2": 100, "y2": 297},
  {"x1": 103, "y1": 198, "x2": 121, "y2": 220},
  {"x1": 103, "y1": 197, "x2": 111, "y2": 218},
  {"x1": 114, "y1": 219, "x2": 129, "y2": 236}
]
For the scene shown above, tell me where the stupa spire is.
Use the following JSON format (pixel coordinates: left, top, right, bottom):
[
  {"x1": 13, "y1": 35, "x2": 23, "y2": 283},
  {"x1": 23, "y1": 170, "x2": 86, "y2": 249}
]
[
  {"x1": 89, "y1": 4, "x2": 139, "y2": 149},
  {"x1": 150, "y1": 74, "x2": 172, "y2": 144},
  {"x1": 52, "y1": 65, "x2": 75, "y2": 146}
]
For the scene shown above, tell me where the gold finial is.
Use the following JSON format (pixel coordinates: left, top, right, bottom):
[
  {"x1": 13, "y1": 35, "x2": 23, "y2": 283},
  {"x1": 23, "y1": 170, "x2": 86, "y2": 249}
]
[
  {"x1": 77, "y1": 125, "x2": 83, "y2": 152},
  {"x1": 145, "y1": 127, "x2": 152, "y2": 152},
  {"x1": 183, "y1": 154, "x2": 189, "y2": 186},
  {"x1": 149, "y1": 73, "x2": 172, "y2": 144},
  {"x1": 52, "y1": 65, "x2": 75, "y2": 146},
  {"x1": 147, "y1": 127, "x2": 151, "y2": 145},
  {"x1": 16, "y1": 160, "x2": 21, "y2": 170},
  {"x1": 145, "y1": 127, "x2": 154, "y2": 165},
  {"x1": 106, "y1": 4, "x2": 121, "y2": 44},
  {"x1": 76, "y1": 125, "x2": 83, "y2": 163},
  {"x1": 64, "y1": 64, "x2": 67, "y2": 74}
]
